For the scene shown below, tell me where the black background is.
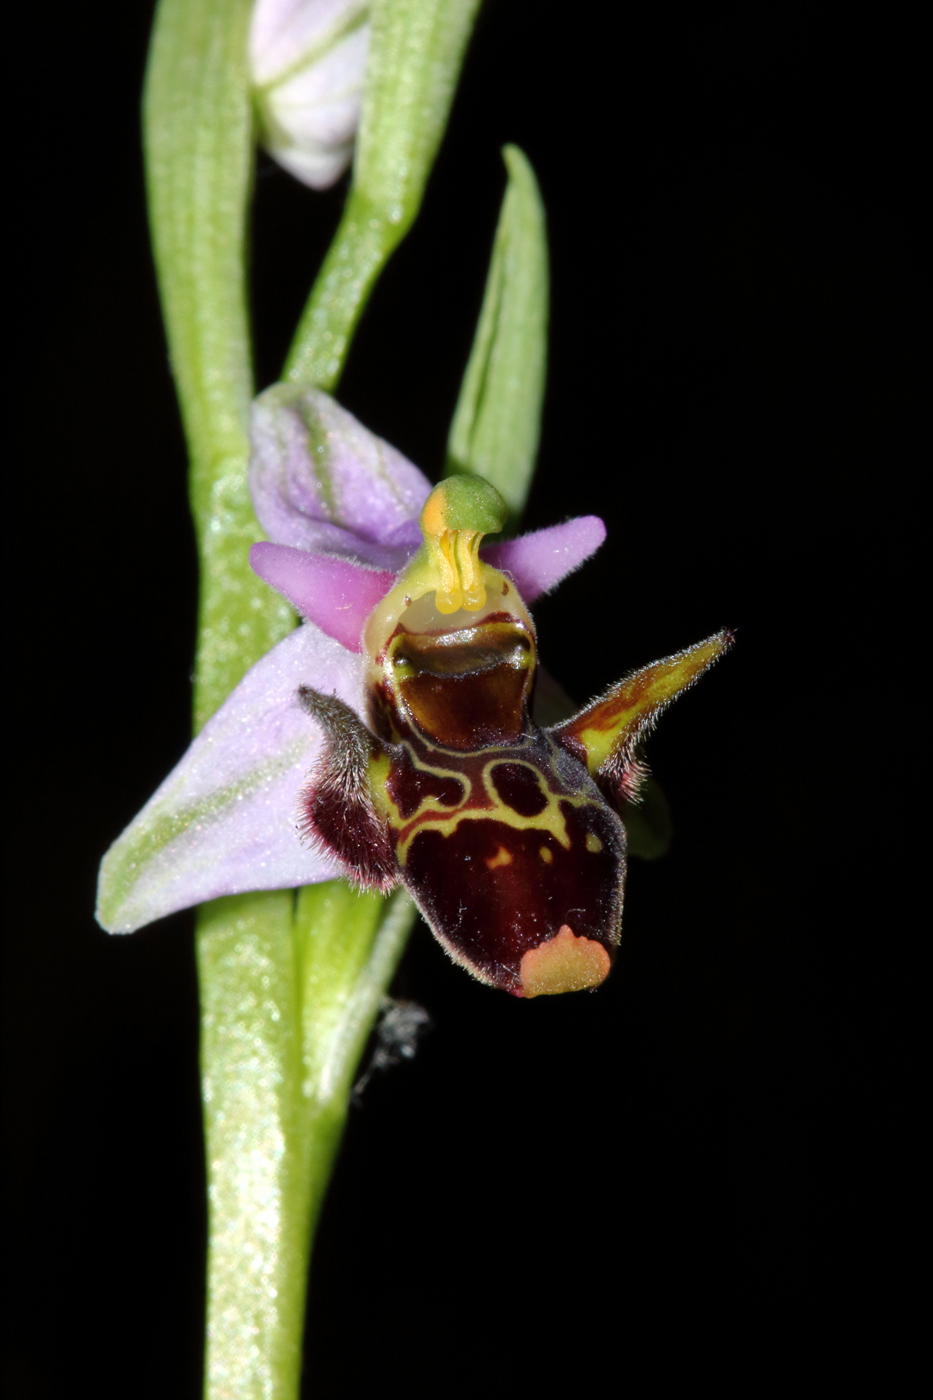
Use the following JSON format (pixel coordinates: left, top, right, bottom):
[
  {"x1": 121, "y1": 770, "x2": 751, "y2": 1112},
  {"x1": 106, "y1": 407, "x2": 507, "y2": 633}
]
[{"x1": 7, "y1": 4, "x2": 918, "y2": 1395}]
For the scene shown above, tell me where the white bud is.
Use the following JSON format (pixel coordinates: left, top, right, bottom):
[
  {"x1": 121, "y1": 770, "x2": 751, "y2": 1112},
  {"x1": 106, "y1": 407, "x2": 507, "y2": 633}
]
[{"x1": 250, "y1": 0, "x2": 370, "y2": 189}]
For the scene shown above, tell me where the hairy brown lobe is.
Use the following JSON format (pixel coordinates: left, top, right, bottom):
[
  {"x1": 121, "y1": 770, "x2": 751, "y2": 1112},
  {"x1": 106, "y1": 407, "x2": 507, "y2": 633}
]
[{"x1": 296, "y1": 686, "x2": 399, "y2": 892}]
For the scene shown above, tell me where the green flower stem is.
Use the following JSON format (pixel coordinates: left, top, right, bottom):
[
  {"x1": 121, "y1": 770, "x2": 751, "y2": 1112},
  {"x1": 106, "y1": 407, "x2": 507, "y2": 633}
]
[
  {"x1": 197, "y1": 886, "x2": 417, "y2": 1400},
  {"x1": 144, "y1": 4, "x2": 309, "y2": 1394},
  {"x1": 196, "y1": 890, "x2": 310, "y2": 1400},
  {"x1": 284, "y1": 0, "x2": 482, "y2": 387}
]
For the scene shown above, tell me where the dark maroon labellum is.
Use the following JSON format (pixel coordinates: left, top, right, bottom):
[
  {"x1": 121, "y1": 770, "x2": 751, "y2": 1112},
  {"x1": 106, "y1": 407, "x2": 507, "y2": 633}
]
[{"x1": 296, "y1": 481, "x2": 731, "y2": 997}]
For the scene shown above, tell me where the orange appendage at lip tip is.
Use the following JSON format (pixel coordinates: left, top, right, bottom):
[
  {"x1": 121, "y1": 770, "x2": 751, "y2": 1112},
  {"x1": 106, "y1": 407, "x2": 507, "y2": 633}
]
[{"x1": 519, "y1": 924, "x2": 611, "y2": 998}]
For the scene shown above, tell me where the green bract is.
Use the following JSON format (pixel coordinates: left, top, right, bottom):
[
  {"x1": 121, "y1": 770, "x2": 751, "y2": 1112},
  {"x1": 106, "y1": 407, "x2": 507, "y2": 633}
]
[
  {"x1": 446, "y1": 145, "x2": 550, "y2": 521},
  {"x1": 285, "y1": 0, "x2": 483, "y2": 388}
]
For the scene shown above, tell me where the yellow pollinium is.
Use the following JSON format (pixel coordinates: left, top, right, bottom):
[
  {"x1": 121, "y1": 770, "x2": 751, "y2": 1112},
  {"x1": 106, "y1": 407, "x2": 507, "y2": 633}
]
[
  {"x1": 419, "y1": 477, "x2": 509, "y2": 615},
  {"x1": 429, "y1": 524, "x2": 485, "y2": 614}
]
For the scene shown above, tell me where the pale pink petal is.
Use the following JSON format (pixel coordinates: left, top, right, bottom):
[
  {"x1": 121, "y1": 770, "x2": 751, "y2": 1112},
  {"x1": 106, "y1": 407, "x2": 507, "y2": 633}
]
[
  {"x1": 483, "y1": 516, "x2": 606, "y2": 602},
  {"x1": 251, "y1": 543, "x2": 394, "y2": 652}
]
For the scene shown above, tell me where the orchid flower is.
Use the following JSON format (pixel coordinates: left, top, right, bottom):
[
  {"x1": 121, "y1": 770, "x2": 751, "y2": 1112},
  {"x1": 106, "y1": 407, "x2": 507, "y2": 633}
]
[{"x1": 98, "y1": 384, "x2": 731, "y2": 996}]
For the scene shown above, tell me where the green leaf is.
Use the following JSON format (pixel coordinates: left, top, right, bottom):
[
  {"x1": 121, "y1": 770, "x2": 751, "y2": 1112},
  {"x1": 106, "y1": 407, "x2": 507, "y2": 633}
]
[
  {"x1": 353, "y1": 0, "x2": 481, "y2": 218},
  {"x1": 144, "y1": 0, "x2": 294, "y2": 730},
  {"x1": 446, "y1": 145, "x2": 549, "y2": 523},
  {"x1": 144, "y1": 0, "x2": 250, "y2": 514},
  {"x1": 284, "y1": 0, "x2": 483, "y2": 387}
]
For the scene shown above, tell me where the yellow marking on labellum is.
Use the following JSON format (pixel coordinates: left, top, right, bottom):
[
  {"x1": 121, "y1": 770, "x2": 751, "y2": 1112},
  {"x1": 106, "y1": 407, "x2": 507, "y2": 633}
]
[
  {"x1": 539, "y1": 846, "x2": 553, "y2": 865},
  {"x1": 485, "y1": 845, "x2": 513, "y2": 870},
  {"x1": 520, "y1": 925, "x2": 611, "y2": 998},
  {"x1": 378, "y1": 753, "x2": 464, "y2": 835},
  {"x1": 483, "y1": 757, "x2": 579, "y2": 850},
  {"x1": 585, "y1": 832, "x2": 603, "y2": 853},
  {"x1": 380, "y1": 743, "x2": 474, "y2": 824},
  {"x1": 367, "y1": 751, "x2": 392, "y2": 820}
]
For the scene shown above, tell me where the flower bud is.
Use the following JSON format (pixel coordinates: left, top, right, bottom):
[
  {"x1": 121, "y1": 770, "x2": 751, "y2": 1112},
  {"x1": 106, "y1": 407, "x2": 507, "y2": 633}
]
[{"x1": 250, "y1": 0, "x2": 370, "y2": 188}]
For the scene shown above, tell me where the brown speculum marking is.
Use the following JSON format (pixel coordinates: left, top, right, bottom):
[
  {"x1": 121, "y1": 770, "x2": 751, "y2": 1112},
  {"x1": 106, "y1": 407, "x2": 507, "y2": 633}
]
[
  {"x1": 385, "y1": 754, "x2": 465, "y2": 821},
  {"x1": 388, "y1": 615, "x2": 534, "y2": 750},
  {"x1": 490, "y1": 761, "x2": 549, "y2": 817}
]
